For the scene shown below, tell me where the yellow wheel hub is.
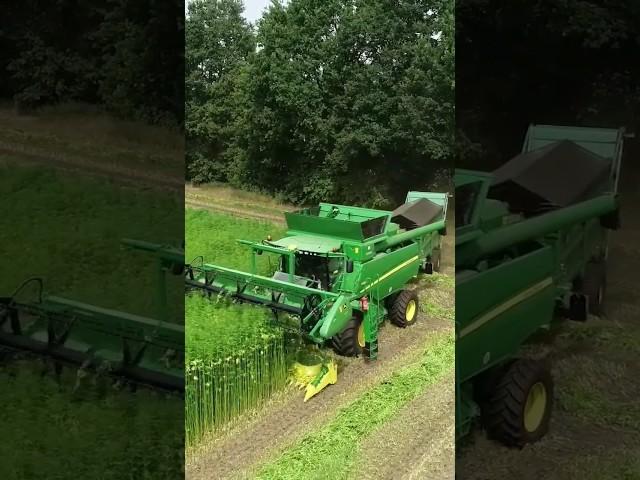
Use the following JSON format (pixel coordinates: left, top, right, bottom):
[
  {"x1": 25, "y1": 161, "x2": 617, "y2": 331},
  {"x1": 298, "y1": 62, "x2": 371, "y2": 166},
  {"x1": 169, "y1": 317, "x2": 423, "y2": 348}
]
[
  {"x1": 524, "y1": 382, "x2": 547, "y2": 433},
  {"x1": 357, "y1": 322, "x2": 366, "y2": 348},
  {"x1": 405, "y1": 300, "x2": 417, "y2": 322}
]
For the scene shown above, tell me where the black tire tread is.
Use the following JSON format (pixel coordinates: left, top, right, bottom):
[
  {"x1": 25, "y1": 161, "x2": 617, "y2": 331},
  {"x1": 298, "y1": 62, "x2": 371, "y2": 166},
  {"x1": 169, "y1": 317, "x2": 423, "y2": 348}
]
[
  {"x1": 331, "y1": 317, "x2": 362, "y2": 357},
  {"x1": 484, "y1": 359, "x2": 553, "y2": 447},
  {"x1": 389, "y1": 289, "x2": 419, "y2": 328}
]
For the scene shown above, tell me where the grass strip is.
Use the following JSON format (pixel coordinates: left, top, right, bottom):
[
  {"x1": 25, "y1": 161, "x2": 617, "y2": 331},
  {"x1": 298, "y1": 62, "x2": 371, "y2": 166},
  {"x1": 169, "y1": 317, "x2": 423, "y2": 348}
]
[
  {"x1": 254, "y1": 329, "x2": 454, "y2": 480},
  {"x1": 185, "y1": 208, "x2": 285, "y2": 271}
]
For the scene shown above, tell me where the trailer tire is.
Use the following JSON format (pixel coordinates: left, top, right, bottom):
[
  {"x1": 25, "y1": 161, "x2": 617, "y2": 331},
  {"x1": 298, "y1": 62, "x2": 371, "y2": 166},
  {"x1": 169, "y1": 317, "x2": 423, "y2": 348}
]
[
  {"x1": 421, "y1": 249, "x2": 441, "y2": 274},
  {"x1": 331, "y1": 316, "x2": 364, "y2": 357},
  {"x1": 484, "y1": 359, "x2": 553, "y2": 448},
  {"x1": 583, "y1": 260, "x2": 606, "y2": 316},
  {"x1": 389, "y1": 289, "x2": 419, "y2": 328},
  {"x1": 432, "y1": 249, "x2": 441, "y2": 272}
]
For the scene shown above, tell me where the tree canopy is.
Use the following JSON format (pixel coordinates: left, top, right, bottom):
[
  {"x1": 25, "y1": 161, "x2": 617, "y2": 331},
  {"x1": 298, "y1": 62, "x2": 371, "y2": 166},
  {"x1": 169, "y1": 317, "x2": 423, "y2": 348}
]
[
  {"x1": 186, "y1": 0, "x2": 454, "y2": 206},
  {"x1": 456, "y1": 0, "x2": 640, "y2": 170},
  {"x1": 1, "y1": 1, "x2": 184, "y2": 125}
]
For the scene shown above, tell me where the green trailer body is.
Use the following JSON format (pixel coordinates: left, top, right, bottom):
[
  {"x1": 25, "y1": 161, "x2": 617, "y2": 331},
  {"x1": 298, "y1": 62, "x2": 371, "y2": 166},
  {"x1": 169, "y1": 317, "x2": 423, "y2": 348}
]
[
  {"x1": 186, "y1": 191, "x2": 448, "y2": 363},
  {"x1": 455, "y1": 124, "x2": 627, "y2": 444},
  {"x1": 0, "y1": 239, "x2": 185, "y2": 391}
]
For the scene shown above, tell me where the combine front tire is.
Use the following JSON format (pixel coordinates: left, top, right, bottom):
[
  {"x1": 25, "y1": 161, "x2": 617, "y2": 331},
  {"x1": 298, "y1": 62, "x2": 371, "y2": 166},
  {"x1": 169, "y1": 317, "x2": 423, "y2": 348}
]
[
  {"x1": 331, "y1": 316, "x2": 365, "y2": 357},
  {"x1": 389, "y1": 289, "x2": 419, "y2": 328},
  {"x1": 484, "y1": 359, "x2": 553, "y2": 447}
]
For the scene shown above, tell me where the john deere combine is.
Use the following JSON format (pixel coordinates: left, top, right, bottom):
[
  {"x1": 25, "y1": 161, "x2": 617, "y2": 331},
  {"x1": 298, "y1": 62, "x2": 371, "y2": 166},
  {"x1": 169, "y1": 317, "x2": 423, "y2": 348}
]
[
  {"x1": 0, "y1": 239, "x2": 185, "y2": 391},
  {"x1": 456, "y1": 124, "x2": 629, "y2": 446},
  {"x1": 186, "y1": 191, "x2": 448, "y2": 400}
]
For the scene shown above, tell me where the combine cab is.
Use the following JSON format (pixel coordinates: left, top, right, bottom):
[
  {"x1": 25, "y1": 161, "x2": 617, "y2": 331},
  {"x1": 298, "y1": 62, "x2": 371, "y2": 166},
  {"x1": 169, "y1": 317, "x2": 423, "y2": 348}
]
[
  {"x1": 0, "y1": 239, "x2": 185, "y2": 392},
  {"x1": 455, "y1": 124, "x2": 629, "y2": 446},
  {"x1": 186, "y1": 191, "x2": 449, "y2": 400}
]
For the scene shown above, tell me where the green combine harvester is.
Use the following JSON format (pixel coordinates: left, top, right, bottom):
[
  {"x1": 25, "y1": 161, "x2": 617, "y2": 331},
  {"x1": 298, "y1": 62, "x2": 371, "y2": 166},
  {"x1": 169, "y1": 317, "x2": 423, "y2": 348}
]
[
  {"x1": 0, "y1": 239, "x2": 185, "y2": 392},
  {"x1": 455, "y1": 124, "x2": 630, "y2": 447},
  {"x1": 186, "y1": 191, "x2": 449, "y2": 400}
]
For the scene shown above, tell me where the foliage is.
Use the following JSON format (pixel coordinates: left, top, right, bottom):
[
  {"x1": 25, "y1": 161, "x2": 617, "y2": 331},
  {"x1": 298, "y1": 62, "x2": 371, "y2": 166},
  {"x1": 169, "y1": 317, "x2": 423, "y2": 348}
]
[
  {"x1": 185, "y1": 296, "x2": 287, "y2": 447},
  {"x1": 185, "y1": 0, "x2": 255, "y2": 182},
  {"x1": 186, "y1": 0, "x2": 454, "y2": 207},
  {"x1": 0, "y1": 362, "x2": 183, "y2": 480},
  {"x1": 456, "y1": 0, "x2": 640, "y2": 169},
  {"x1": 185, "y1": 209, "x2": 288, "y2": 447},
  {"x1": 1, "y1": 1, "x2": 184, "y2": 124},
  {"x1": 0, "y1": 166, "x2": 183, "y2": 321}
]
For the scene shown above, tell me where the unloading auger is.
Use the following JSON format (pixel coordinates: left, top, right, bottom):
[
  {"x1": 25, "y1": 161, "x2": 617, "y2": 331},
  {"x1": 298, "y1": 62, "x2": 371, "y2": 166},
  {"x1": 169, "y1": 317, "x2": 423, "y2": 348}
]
[
  {"x1": 0, "y1": 239, "x2": 185, "y2": 392},
  {"x1": 186, "y1": 191, "x2": 449, "y2": 400}
]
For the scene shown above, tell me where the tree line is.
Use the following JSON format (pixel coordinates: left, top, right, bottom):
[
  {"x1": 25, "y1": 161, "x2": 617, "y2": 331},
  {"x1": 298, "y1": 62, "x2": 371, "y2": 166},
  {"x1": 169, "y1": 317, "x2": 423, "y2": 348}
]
[
  {"x1": 186, "y1": 0, "x2": 454, "y2": 207},
  {"x1": 1, "y1": 1, "x2": 184, "y2": 125},
  {"x1": 456, "y1": 0, "x2": 640, "y2": 170}
]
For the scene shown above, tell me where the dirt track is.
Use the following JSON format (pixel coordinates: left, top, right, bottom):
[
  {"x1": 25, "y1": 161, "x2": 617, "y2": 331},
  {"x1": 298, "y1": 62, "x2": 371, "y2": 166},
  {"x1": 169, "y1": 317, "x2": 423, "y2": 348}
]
[
  {"x1": 0, "y1": 143, "x2": 183, "y2": 191},
  {"x1": 185, "y1": 197, "x2": 285, "y2": 224},
  {"x1": 354, "y1": 372, "x2": 455, "y2": 480}
]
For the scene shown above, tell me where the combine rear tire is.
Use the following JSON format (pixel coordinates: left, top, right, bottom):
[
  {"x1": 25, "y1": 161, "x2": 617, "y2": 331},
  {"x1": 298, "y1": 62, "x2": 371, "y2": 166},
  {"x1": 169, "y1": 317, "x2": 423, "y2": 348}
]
[
  {"x1": 331, "y1": 316, "x2": 365, "y2": 357},
  {"x1": 484, "y1": 359, "x2": 553, "y2": 447},
  {"x1": 583, "y1": 260, "x2": 606, "y2": 315},
  {"x1": 389, "y1": 289, "x2": 419, "y2": 328}
]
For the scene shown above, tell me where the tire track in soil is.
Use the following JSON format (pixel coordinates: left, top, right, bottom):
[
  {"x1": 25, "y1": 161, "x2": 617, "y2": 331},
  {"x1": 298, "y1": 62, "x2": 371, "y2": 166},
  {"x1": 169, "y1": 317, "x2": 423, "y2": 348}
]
[
  {"x1": 185, "y1": 198, "x2": 285, "y2": 225},
  {"x1": 0, "y1": 146, "x2": 183, "y2": 191},
  {"x1": 352, "y1": 372, "x2": 455, "y2": 480},
  {"x1": 457, "y1": 412, "x2": 640, "y2": 480}
]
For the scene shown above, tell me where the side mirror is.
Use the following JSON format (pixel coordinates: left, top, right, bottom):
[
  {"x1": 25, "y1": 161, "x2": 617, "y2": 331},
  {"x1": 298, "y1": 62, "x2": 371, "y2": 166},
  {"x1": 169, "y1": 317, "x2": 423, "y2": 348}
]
[{"x1": 346, "y1": 259, "x2": 354, "y2": 273}]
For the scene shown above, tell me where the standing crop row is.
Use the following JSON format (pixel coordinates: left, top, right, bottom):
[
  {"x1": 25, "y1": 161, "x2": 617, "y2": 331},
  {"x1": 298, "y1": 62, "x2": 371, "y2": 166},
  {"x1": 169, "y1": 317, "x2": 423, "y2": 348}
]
[{"x1": 185, "y1": 211, "x2": 289, "y2": 447}]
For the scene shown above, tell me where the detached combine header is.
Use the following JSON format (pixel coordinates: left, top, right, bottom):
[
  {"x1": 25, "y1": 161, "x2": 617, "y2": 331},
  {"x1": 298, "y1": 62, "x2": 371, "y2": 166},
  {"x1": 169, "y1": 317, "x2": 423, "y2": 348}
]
[
  {"x1": 186, "y1": 191, "x2": 448, "y2": 400},
  {"x1": 0, "y1": 240, "x2": 185, "y2": 392},
  {"x1": 456, "y1": 124, "x2": 630, "y2": 446}
]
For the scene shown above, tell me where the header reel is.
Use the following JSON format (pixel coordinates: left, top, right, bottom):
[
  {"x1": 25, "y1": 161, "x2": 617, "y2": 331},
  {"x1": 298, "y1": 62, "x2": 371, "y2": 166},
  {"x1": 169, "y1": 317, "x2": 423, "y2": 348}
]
[{"x1": 0, "y1": 239, "x2": 185, "y2": 393}]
